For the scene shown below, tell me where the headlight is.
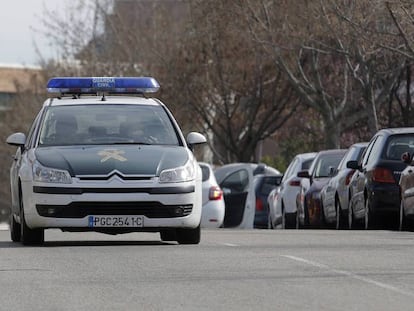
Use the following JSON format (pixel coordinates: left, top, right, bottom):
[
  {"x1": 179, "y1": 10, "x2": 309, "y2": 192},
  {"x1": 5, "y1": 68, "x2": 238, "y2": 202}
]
[
  {"x1": 32, "y1": 160, "x2": 72, "y2": 184},
  {"x1": 159, "y1": 159, "x2": 195, "y2": 183}
]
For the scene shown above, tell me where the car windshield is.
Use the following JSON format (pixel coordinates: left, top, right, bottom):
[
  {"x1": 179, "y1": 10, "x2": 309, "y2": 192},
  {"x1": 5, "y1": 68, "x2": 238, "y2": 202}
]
[
  {"x1": 38, "y1": 104, "x2": 180, "y2": 146},
  {"x1": 313, "y1": 154, "x2": 344, "y2": 178}
]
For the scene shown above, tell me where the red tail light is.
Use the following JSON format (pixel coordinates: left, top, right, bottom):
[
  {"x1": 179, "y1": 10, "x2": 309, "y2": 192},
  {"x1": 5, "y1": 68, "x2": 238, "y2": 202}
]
[
  {"x1": 345, "y1": 170, "x2": 355, "y2": 186},
  {"x1": 209, "y1": 186, "x2": 223, "y2": 200},
  {"x1": 289, "y1": 179, "x2": 301, "y2": 187},
  {"x1": 372, "y1": 168, "x2": 395, "y2": 183},
  {"x1": 256, "y1": 197, "x2": 264, "y2": 211}
]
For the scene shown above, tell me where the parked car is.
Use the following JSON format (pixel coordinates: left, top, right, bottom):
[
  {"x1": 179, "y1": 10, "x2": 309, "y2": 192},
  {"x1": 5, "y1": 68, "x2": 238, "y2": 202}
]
[
  {"x1": 199, "y1": 162, "x2": 225, "y2": 228},
  {"x1": 397, "y1": 152, "x2": 414, "y2": 230},
  {"x1": 320, "y1": 143, "x2": 368, "y2": 229},
  {"x1": 268, "y1": 152, "x2": 316, "y2": 229},
  {"x1": 347, "y1": 128, "x2": 414, "y2": 229},
  {"x1": 297, "y1": 149, "x2": 347, "y2": 228},
  {"x1": 253, "y1": 173, "x2": 282, "y2": 228},
  {"x1": 214, "y1": 163, "x2": 281, "y2": 229}
]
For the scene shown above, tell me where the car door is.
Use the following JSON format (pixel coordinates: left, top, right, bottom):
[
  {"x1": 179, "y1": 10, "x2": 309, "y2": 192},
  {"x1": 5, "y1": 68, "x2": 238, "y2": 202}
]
[
  {"x1": 217, "y1": 166, "x2": 255, "y2": 229},
  {"x1": 352, "y1": 136, "x2": 380, "y2": 215},
  {"x1": 9, "y1": 111, "x2": 43, "y2": 216}
]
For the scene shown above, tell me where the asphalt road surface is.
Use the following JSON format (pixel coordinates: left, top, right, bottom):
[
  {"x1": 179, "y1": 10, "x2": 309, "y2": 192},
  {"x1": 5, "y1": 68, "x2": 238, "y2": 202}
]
[{"x1": 0, "y1": 227, "x2": 413, "y2": 311}]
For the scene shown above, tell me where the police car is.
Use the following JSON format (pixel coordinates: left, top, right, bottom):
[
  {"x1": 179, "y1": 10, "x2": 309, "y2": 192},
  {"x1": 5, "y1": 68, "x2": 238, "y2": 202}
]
[{"x1": 6, "y1": 77, "x2": 206, "y2": 245}]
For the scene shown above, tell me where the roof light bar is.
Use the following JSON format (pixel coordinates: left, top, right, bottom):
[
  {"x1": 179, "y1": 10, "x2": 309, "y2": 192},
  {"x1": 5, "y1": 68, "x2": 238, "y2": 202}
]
[{"x1": 46, "y1": 77, "x2": 160, "y2": 94}]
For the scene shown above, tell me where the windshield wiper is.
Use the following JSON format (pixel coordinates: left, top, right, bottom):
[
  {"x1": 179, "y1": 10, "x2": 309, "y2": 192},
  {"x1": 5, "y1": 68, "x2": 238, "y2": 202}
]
[{"x1": 112, "y1": 141, "x2": 152, "y2": 145}]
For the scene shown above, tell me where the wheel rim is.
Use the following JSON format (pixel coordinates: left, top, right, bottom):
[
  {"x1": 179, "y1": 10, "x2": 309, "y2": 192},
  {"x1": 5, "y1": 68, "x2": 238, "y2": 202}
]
[
  {"x1": 348, "y1": 204, "x2": 353, "y2": 229},
  {"x1": 399, "y1": 201, "x2": 404, "y2": 231},
  {"x1": 364, "y1": 200, "x2": 369, "y2": 230},
  {"x1": 282, "y1": 207, "x2": 285, "y2": 229}
]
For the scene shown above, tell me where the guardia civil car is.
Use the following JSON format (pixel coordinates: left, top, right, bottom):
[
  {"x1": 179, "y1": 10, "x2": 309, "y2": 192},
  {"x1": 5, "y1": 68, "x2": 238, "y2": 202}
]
[{"x1": 6, "y1": 77, "x2": 206, "y2": 245}]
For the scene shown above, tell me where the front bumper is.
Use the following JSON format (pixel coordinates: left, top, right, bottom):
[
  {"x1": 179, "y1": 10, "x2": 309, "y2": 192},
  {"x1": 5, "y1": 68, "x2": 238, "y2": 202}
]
[{"x1": 21, "y1": 178, "x2": 202, "y2": 231}]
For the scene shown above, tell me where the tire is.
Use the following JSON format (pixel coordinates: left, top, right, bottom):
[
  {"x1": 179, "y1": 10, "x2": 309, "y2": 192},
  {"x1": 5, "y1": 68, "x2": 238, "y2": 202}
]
[
  {"x1": 10, "y1": 214, "x2": 21, "y2": 242},
  {"x1": 399, "y1": 200, "x2": 410, "y2": 231},
  {"x1": 335, "y1": 198, "x2": 341, "y2": 230},
  {"x1": 364, "y1": 198, "x2": 371, "y2": 230},
  {"x1": 348, "y1": 201, "x2": 354, "y2": 230},
  {"x1": 268, "y1": 214, "x2": 274, "y2": 229},
  {"x1": 160, "y1": 229, "x2": 177, "y2": 241},
  {"x1": 176, "y1": 225, "x2": 200, "y2": 245},
  {"x1": 281, "y1": 206, "x2": 286, "y2": 229},
  {"x1": 295, "y1": 211, "x2": 300, "y2": 229},
  {"x1": 19, "y1": 190, "x2": 44, "y2": 246}
]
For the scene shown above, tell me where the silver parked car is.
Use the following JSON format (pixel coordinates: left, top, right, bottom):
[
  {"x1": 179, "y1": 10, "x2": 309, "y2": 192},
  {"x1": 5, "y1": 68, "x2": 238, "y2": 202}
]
[
  {"x1": 320, "y1": 143, "x2": 368, "y2": 229},
  {"x1": 268, "y1": 152, "x2": 316, "y2": 229}
]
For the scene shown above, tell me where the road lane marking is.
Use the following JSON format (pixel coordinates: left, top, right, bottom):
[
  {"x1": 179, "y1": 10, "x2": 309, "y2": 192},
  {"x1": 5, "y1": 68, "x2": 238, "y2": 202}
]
[
  {"x1": 281, "y1": 255, "x2": 414, "y2": 298},
  {"x1": 222, "y1": 243, "x2": 239, "y2": 247}
]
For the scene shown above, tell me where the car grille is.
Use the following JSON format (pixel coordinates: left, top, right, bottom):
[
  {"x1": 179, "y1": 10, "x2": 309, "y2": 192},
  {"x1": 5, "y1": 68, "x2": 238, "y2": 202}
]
[{"x1": 36, "y1": 202, "x2": 193, "y2": 218}]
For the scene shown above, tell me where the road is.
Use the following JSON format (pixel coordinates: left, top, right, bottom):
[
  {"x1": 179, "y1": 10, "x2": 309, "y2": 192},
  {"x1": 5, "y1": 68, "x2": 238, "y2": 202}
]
[{"x1": 0, "y1": 227, "x2": 413, "y2": 311}]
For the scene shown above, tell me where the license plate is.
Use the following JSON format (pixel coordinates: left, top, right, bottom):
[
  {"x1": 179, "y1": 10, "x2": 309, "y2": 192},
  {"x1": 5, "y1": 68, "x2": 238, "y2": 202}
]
[{"x1": 88, "y1": 216, "x2": 144, "y2": 228}]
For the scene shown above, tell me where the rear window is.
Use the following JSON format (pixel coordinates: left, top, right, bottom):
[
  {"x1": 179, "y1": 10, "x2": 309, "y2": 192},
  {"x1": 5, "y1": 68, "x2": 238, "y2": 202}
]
[
  {"x1": 258, "y1": 176, "x2": 281, "y2": 195},
  {"x1": 384, "y1": 135, "x2": 414, "y2": 160},
  {"x1": 313, "y1": 154, "x2": 344, "y2": 178},
  {"x1": 301, "y1": 159, "x2": 314, "y2": 170}
]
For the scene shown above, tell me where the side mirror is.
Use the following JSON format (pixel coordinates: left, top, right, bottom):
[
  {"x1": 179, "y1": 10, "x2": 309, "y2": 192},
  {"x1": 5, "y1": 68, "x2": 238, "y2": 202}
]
[
  {"x1": 297, "y1": 170, "x2": 310, "y2": 178},
  {"x1": 346, "y1": 160, "x2": 361, "y2": 171},
  {"x1": 6, "y1": 132, "x2": 26, "y2": 146},
  {"x1": 401, "y1": 152, "x2": 411, "y2": 165},
  {"x1": 186, "y1": 132, "x2": 206, "y2": 150}
]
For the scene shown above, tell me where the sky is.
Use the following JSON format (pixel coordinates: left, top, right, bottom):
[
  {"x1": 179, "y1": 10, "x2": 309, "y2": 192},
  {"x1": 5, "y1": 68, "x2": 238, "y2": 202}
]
[{"x1": 0, "y1": 0, "x2": 69, "y2": 67}]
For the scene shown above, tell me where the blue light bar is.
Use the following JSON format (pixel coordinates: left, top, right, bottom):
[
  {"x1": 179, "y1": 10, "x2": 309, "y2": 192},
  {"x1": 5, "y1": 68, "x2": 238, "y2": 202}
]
[{"x1": 47, "y1": 77, "x2": 160, "y2": 94}]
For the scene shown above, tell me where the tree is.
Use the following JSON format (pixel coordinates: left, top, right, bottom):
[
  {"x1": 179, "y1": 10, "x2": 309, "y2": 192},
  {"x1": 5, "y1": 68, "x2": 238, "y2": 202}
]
[
  {"x1": 168, "y1": 0, "x2": 299, "y2": 163},
  {"x1": 243, "y1": 0, "x2": 406, "y2": 148}
]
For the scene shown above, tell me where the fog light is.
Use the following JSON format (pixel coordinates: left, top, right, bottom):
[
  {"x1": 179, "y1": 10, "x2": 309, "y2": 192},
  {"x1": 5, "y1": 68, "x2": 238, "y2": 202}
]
[{"x1": 174, "y1": 207, "x2": 184, "y2": 216}]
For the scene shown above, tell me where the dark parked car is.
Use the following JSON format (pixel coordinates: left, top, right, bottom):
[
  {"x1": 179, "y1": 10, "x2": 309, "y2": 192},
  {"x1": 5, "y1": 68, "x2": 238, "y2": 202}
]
[
  {"x1": 347, "y1": 128, "x2": 414, "y2": 229},
  {"x1": 320, "y1": 143, "x2": 368, "y2": 229},
  {"x1": 297, "y1": 149, "x2": 347, "y2": 228},
  {"x1": 253, "y1": 173, "x2": 282, "y2": 228}
]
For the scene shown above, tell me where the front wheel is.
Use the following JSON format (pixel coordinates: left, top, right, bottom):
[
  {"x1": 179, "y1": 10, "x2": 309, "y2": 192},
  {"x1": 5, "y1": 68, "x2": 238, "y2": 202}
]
[
  {"x1": 160, "y1": 229, "x2": 177, "y2": 241},
  {"x1": 10, "y1": 214, "x2": 21, "y2": 242},
  {"x1": 335, "y1": 199, "x2": 342, "y2": 230},
  {"x1": 348, "y1": 202, "x2": 354, "y2": 230},
  {"x1": 176, "y1": 225, "x2": 200, "y2": 244},
  {"x1": 19, "y1": 194, "x2": 44, "y2": 245},
  {"x1": 364, "y1": 198, "x2": 371, "y2": 230}
]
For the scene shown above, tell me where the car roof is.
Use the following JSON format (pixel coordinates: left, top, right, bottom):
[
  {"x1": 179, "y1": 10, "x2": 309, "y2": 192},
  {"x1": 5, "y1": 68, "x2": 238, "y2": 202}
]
[
  {"x1": 351, "y1": 142, "x2": 369, "y2": 147},
  {"x1": 294, "y1": 152, "x2": 317, "y2": 160},
  {"x1": 316, "y1": 149, "x2": 347, "y2": 156},
  {"x1": 376, "y1": 128, "x2": 414, "y2": 136},
  {"x1": 44, "y1": 96, "x2": 162, "y2": 107}
]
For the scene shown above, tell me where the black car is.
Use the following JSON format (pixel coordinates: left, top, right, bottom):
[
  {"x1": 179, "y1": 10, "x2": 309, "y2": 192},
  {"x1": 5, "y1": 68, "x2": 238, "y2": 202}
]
[
  {"x1": 253, "y1": 173, "x2": 282, "y2": 228},
  {"x1": 347, "y1": 128, "x2": 414, "y2": 228}
]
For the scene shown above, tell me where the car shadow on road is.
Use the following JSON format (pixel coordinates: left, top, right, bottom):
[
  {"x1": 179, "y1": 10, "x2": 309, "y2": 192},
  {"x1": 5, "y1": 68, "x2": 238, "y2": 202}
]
[{"x1": 0, "y1": 240, "x2": 176, "y2": 248}]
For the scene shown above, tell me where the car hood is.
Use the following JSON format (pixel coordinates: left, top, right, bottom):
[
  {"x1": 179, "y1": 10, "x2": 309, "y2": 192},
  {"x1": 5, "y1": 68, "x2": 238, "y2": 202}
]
[{"x1": 35, "y1": 145, "x2": 189, "y2": 176}]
